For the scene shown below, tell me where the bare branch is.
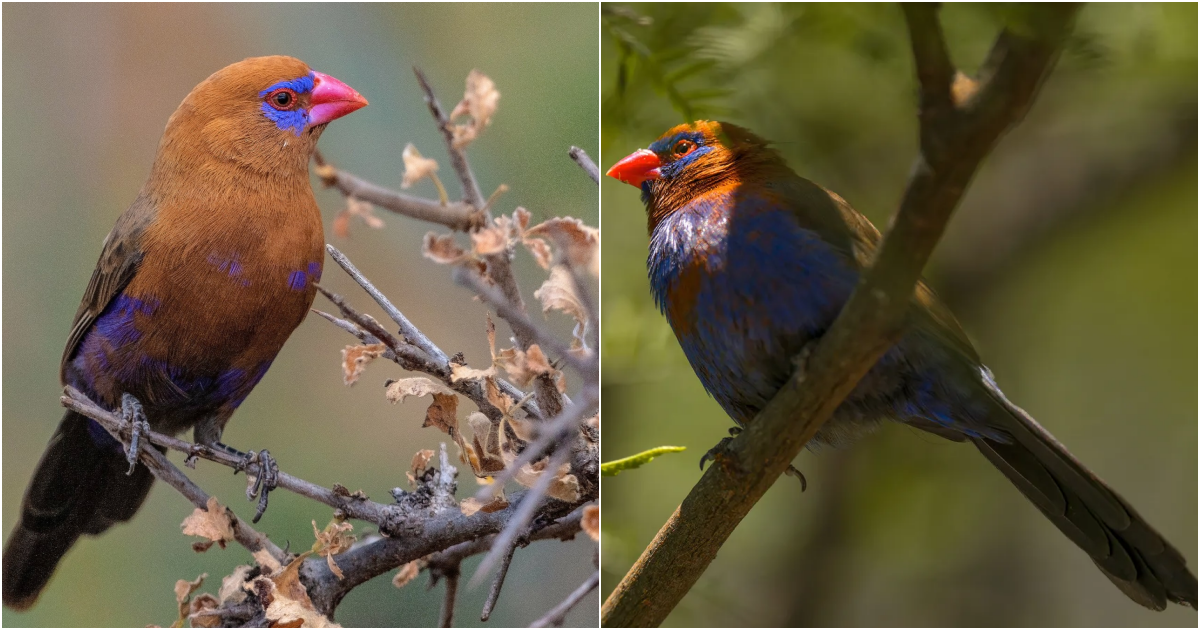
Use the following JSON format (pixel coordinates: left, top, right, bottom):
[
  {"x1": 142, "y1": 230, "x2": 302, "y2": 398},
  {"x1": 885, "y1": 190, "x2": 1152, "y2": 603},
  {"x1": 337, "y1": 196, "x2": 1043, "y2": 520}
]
[
  {"x1": 600, "y1": 6, "x2": 1081, "y2": 626},
  {"x1": 438, "y1": 567, "x2": 459, "y2": 628},
  {"x1": 568, "y1": 146, "x2": 600, "y2": 184},
  {"x1": 414, "y1": 66, "x2": 486, "y2": 209},
  {"x1": 529, "y1": 570, "x2": 599, "y2": 628},
  {"x1": 313, "y1": 150, "x2": 483, "y2": 231},
  {"x1": 480, "y1": 542, "x2": 517, "y2": 621}
]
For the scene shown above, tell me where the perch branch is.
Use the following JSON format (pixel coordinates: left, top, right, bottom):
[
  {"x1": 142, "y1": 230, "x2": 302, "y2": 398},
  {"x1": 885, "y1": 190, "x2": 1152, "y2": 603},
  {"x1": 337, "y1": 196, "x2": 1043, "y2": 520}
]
[
  {"x1": 61, "y1": 389, "x2": 286, "y2": 564},
  {"x1": 600, "y1": 5, "x2": 1080, "y2": 626}
]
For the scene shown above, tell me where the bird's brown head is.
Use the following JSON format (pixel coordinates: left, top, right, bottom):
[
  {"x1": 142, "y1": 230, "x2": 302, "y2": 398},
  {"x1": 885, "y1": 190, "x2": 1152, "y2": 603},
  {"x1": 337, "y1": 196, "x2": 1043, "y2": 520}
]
[
  {"x1": 157, "y1": 55, "x2": 368, "y2": 178},
  {"x1": 607, "y1": 120, "x2": 782, "y2": 230}
]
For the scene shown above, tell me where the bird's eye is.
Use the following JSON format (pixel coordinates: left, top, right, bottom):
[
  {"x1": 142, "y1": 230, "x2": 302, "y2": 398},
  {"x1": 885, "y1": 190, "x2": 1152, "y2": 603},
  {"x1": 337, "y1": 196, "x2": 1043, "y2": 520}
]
[
  {"x1": 673, "y1": 139, "x2": 696, "y2": 157},
  {"x1": 267, "y1": 89, "x2": 297, "y2": 110}
]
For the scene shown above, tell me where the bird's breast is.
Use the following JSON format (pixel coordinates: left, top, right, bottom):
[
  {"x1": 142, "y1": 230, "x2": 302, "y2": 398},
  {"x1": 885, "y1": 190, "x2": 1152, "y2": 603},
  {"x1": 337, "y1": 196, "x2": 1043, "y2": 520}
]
[{"x1": 647, "y1": 190, "x2": 860, "y2": 422}]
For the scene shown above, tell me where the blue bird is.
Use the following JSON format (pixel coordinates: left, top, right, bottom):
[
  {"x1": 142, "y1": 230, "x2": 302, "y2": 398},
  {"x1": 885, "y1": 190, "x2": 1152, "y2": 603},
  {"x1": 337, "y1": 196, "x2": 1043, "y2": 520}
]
[{"x1": 608, "y1": 120, "x2": 1197, "y2": 610}]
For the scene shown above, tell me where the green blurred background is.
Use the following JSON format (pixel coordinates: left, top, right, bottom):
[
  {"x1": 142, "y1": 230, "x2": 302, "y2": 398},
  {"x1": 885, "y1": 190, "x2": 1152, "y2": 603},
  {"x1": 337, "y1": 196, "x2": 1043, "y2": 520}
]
[
  {"x1": 3, "y1": 3, "x2": 597, "y2": 626},
  {"x1": 601, "y1": 3, "x2": 1196, "y2": 627}
]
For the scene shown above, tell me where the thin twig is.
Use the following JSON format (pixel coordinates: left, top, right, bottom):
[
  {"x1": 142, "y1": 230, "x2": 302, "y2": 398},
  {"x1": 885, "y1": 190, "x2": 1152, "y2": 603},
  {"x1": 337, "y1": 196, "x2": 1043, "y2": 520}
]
[
  {"x1": 567, "y1": 147, "x2": 600, "y2": 184},
  {"x1": 326, "y1": 244, "x2": 448, "y2": 365},
  {"x1": 470, "y1": 448, "x2": 569, "y2": 587},
  {"x1": 480, "y1": 542, "x2": 517, "y2": 621},
  {"x1": 529, "y1": 570, "x2": 599, "y2": 628},
  {"x1": 438, "y1": 566, "x2": 460, "y2": 628},
  {"x1": 413, "y1": 66, "x2": 486, "y2": 209}
]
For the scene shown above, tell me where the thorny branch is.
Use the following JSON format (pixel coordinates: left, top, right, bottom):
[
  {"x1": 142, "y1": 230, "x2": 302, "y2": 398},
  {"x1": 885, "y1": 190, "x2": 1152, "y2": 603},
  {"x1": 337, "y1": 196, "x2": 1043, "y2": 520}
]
[
  {"x1": 600, "y1": 4, "x2": 1081, "y2": 626},
  {"x1": 59, "y1": 68, "x2": 598, "y2": 627}
]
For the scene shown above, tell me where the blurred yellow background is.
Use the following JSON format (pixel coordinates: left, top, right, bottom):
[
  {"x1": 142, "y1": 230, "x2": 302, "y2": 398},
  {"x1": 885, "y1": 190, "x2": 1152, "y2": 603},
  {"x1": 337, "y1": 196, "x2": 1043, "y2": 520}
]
[
  {"x1": 600, "y1": 3, "x2": 1196, "y2": 627},
  {"x1": 3, "y1": 3, "x2": 598, "y2": 626}
]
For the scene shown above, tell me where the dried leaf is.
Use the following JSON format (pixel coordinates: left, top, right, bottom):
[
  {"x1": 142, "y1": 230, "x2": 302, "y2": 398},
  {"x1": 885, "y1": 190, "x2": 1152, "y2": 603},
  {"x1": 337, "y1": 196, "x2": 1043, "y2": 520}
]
[
  {"x1": 525, "y1": 217, "x2": 599, "y2": 276},
  {"x1": 256, "y1": 560, "x2": 340, "y2": 628},
  {"x1": 515, "y1": 460, "x2": 581, "y2": 502},
  {"x1": 172, "y1": 573, "x2": 207, "y2": 628},
  {"x1": 400, "y1": 143, "x2": 439, "y2": 189},
  {"x1": 312, "y1": 521, "x2": 356, "y2": 580},
  {"x1": 535, "y1": 265, "x2": 588, "y2": 326},
  {"x1": 422, "y1": 232, "x2": 467, "y2": 265},
  {"x1": 341, "y1": 343, "x2": 386, "y2": 386},
  {"x1": 424, "y1": 393, "x2": 459, "y2": 434},
  {"x1": 253, "y1": 548, "x2": 283, "y2": 574},
  {"x1": 392, "y1": 562, "x2": 420, "y2": 589},
  {"x1": 175, "y1": 574, "x2": 207, "y2": 606},
  {"x1": 408, "y1": 449, "x2": 436, "y2": 487},
  {"x1": 460, "y1": 494, "x2": 509, "y2": 516},
  {"x1": 385, "y1": 377, "x2": 454, "y2": 404},
  {"x1": 333, "y1": 197, "x2": 384, "y2": 239},
  {"x1": 449, "y1": 363, "x2": 496, "y2": 382},
  {"x1": 582, "y1": 504, "x2": 599, "y2": 542},
  {"x1": 218, "y1": 565, "x2": 253, "y2": 605},
  {"x1": 494, "y1": 344, "x2": 556, "y2": 388},
  {"x1": 449, "y1": 70, "x2": 500, "y2": 149},
  {"x1": 181, "y1": 497, "x2": 234, "y2": 550},
  {"x1": 471, "y1": 215, "x2": 515, "y2": 257},
  {"x1": 188, "y1": 593, "x2": 221, "y2": 628}
]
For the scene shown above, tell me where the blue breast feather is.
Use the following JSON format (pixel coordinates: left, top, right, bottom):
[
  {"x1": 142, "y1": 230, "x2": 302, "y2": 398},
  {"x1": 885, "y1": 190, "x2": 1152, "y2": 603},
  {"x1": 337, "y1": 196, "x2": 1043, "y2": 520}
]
[{"x1": 647, "y1": 189, "x2": 1004, "y2": 444}]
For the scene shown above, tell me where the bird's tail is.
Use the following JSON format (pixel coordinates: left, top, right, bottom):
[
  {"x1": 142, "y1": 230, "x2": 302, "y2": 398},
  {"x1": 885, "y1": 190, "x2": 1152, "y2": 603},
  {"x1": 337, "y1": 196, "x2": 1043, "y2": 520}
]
[
  {"x1": 973, "y1": 381, "x2": 1196, "y2": 610},
  {"x1": 3, "y1": 410, "x2": 154, "y2": 610}
]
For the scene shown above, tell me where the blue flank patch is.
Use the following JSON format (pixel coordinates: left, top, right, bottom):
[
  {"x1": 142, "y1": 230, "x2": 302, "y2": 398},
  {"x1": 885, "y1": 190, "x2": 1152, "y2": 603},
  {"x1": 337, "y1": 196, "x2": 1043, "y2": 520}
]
[
  {"x1": 93, "y1": 294, "x2": 160, "y2": 348},
  {"x1": 287, "y1": 269, "x2": 307, "y2": 291},
  {"x1": 261, "y1": 102, "x2": 308, "y2": 136},
  {"x1": 307, "y1": 261, "x2": 321, "y2": 281}
]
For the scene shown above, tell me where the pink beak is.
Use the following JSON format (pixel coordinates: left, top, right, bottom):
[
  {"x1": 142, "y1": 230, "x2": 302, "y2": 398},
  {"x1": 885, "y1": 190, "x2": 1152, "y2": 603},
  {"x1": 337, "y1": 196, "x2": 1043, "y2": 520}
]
[
  {"x1": 308, "y1": 71, "x2": 368, "y2": 126},
  {"x1": 606, "y1": 149, "x2": 662, "y2": 188}
]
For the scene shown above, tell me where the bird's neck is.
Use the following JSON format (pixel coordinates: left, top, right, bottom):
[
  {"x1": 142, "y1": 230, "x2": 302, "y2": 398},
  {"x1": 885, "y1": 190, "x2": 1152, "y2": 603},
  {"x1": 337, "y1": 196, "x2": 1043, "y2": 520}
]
[{"x1": 646, "y1": 151, "x2": 791, "y2": 233}]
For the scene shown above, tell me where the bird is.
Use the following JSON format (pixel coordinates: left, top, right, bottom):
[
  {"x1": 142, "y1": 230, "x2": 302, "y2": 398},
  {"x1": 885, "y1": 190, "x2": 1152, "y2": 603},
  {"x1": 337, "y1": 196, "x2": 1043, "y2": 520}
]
[
  {"x1": 606, "y1": 120, "x2": 1197, "y2": 611},
  {"x1": 3, "y1": 55, "x2": 367, "y2": 610}
]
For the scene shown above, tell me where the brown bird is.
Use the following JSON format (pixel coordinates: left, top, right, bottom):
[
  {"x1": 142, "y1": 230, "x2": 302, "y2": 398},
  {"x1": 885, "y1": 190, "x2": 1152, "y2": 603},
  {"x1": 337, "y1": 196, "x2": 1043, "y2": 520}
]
[{"x1": 3, "y1": 55, "x2": 367, "y2": 610}]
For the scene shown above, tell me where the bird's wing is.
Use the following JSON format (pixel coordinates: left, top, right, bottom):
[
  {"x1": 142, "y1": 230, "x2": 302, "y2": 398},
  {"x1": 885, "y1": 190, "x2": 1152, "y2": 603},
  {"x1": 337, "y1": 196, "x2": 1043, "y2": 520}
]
[
  {"x1": 60, "y1": 195, "x2": 155, "y2": 382},
  {"x1": 784, "y1": 177, "x2": 982, "y2": 363}
]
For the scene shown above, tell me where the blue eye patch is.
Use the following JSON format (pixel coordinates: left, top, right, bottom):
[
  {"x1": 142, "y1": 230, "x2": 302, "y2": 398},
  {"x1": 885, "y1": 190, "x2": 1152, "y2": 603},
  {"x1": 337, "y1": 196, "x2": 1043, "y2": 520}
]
[
  {"x1": 260, "y1": 73, "x2": 314, "y2": 135},
  {"x1": 259, "y1": 73, "x2": 315, "y2": 97}
]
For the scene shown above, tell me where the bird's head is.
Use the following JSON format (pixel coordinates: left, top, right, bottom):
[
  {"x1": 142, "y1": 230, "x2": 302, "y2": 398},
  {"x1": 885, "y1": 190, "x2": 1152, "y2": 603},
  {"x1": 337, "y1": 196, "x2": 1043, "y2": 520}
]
[
  {"x1": 158, "y1": 56, "x2": 368, "y2": 178},
  {"x1": 607, "y1": 120, "x2": 780, "y2": 231}
]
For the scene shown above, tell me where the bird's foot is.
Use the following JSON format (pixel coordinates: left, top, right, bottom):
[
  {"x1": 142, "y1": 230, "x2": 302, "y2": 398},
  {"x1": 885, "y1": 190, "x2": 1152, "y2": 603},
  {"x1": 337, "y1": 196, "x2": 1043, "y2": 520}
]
[
  {"x1": 784, "y1": 465, "x2": 807, "y2": 492},
  {"x1": 120, "y1": 393, "x2": 151, "y2": 475},
  {"x1": 234, "y1": 449, "x2": 279, "y2": 523},
  {"x1": 699, "y1": 426, "x2": 742, "y2": 471}
]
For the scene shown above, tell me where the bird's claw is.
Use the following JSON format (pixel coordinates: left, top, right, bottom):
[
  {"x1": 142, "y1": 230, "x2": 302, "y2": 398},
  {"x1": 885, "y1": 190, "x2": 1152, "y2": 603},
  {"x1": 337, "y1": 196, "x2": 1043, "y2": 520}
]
[
  {"x1": 120, "y1": 393, "x2": 150, "y2": 475},
  {"x1": 699, "y1": 426, "x2": 743, "y2": 471},
  {"x1": 785, "y1": 464, "x2": 807, "y2": 492},
  {"x1": 240, "y1": 449, "x2": 279, "y2": 523}
]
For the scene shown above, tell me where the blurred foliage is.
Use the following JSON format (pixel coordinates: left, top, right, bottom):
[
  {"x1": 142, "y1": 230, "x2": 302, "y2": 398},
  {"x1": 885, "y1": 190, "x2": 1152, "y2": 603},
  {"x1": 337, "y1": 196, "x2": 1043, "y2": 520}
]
[
  {"x1": 601, "y1": 2, "x2": 1196, "y2": 627},
  {"x1": 3, "y1": 4, "x2": 597, "y2": 627}
]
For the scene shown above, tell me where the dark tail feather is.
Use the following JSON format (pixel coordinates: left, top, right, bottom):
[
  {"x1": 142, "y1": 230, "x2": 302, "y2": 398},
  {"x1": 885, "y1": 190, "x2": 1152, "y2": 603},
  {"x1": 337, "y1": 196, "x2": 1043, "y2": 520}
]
[
  {"x1": 3, "y1": 410, "x2": 154, "y2": 610},
  {"x1": 974, "y1": 385, "x2": 1197, "y2": 610}
]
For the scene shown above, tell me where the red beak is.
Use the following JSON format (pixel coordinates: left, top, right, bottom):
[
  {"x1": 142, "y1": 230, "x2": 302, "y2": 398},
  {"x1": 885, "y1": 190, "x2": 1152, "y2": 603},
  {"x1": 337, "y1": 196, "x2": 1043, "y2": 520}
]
[
  {"x1": 308, "y1": 71, "x2": 369, "y2": 125},
  {"x1": 606, "y1": 149, "x2": 662, "y2": 188}
]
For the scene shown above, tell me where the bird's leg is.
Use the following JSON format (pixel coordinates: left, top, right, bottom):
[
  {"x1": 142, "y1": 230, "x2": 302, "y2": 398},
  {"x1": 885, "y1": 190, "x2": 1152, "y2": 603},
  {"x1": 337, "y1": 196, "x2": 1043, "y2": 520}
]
[
  {"x1": 238, "y1": 450, "x2": 278, "y2": 524},
  {"x1": 699, "y1": 426, "x2": 742, "y2": 471},
  {"x1": 193, "y1": 421, "x2": 279, "y2": 523},
  {"x1": 698, "y1": 425, "x2": 807, "y2": 490},
  {"x1": 120, "y1": 393, "x2": 151, "y2": 475}
]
